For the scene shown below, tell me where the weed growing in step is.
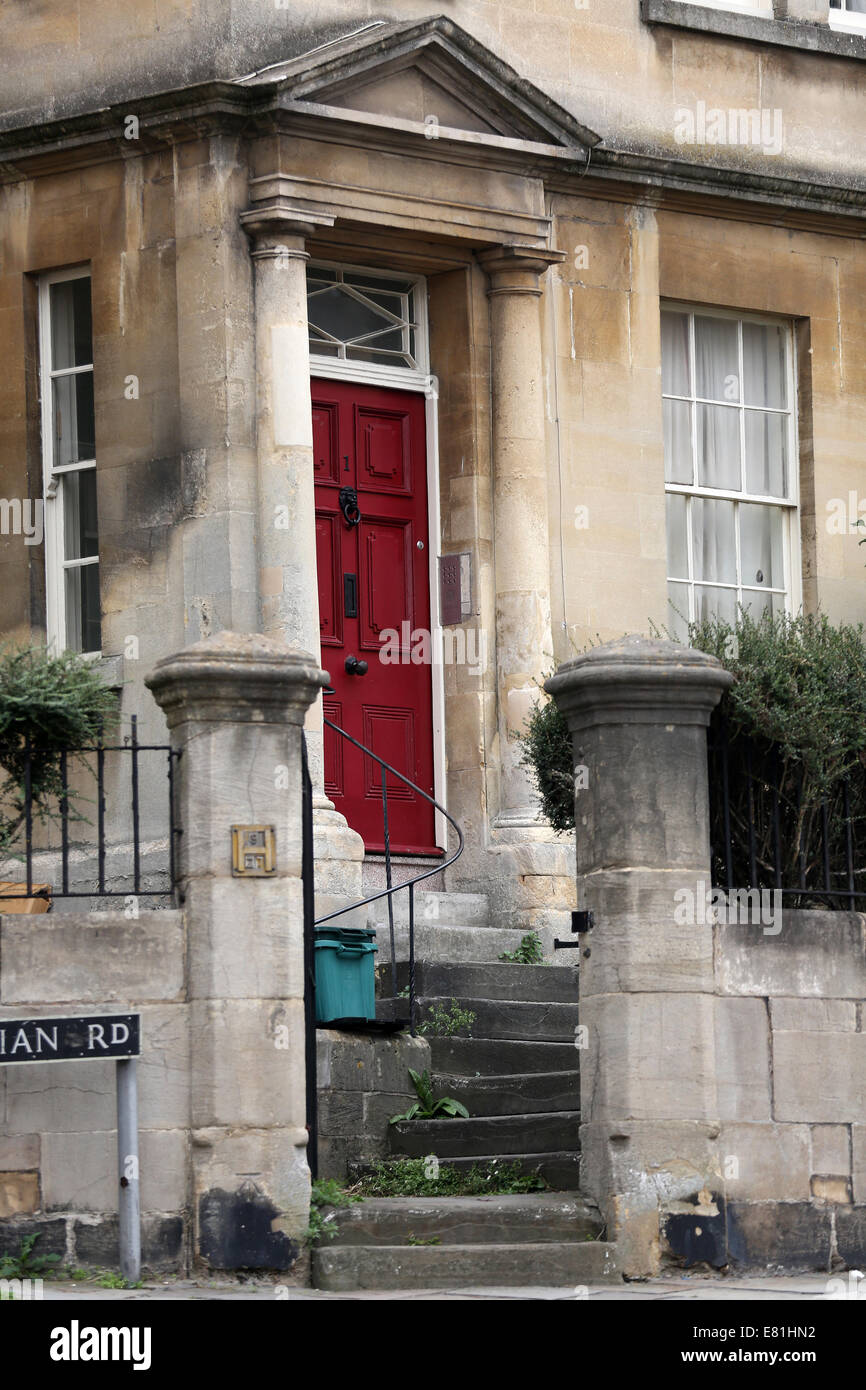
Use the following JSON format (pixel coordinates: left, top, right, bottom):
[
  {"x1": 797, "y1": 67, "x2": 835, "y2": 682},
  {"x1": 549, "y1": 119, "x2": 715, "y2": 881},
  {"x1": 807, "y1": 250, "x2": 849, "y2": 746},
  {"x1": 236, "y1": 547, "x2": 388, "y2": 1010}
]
[
  {"x1": 407, "y1": 1233, "x2": 442, "y2": 1246},
  {"x1": 354, "y1": 1158, "x2": 548, "y2": 1198},
  {"x1": 498, "y1": 931, "x2": 546, "y2": 964},
  {"x1": 418, "y1": 999, "x2": 477, "y2": 1037},
  {"x1": 389, "y1": 1067, "x2": 469, "y2": 1124},
  {"x1": 304, "y1": 1178, "x2": 363, "y2": 1245}
]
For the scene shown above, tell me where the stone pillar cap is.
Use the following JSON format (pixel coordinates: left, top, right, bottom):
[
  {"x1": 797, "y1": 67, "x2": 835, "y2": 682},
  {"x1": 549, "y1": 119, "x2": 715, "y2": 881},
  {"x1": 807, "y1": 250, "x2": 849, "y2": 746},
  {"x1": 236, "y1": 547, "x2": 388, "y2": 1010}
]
[
  {"x1": 546, "y1": 633, "x2": 732, "y2": 729},
  {"x1": 146, "y1": 631, "x2": 328, "y2": 727}
]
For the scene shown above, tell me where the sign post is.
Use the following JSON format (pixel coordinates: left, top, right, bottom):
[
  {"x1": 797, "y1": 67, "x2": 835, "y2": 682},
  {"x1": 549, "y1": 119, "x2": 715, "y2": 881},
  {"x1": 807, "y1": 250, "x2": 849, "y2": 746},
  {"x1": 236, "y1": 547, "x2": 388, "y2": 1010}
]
[{"x1": 0, "y1": 1013, "x2": 141, "y2": 1282}]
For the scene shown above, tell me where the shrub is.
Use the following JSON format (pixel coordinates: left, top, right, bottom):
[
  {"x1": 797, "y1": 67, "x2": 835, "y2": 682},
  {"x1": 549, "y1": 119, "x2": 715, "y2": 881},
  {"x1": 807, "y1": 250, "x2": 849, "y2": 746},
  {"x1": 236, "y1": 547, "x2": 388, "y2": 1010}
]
[{"x1": 0, "y1": 645, "x2": 118, "y2": 855}]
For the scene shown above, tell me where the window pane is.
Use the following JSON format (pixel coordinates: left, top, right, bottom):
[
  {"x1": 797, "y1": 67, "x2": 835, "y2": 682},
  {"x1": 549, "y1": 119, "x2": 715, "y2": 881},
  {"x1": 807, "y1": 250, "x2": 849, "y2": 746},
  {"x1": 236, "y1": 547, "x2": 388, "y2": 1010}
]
[
  {"x1": 663, "y1": 398, "x2": 692, "y2": 484},
  {"x1": 742, "y1": 321, "x2": 787, "y2": 409},
  {"x1": 696, "y1": 403, "x2": 740, "y2": 490},
  {"x1": 744, "y1": 410, "x2": 787, "y2": 497},
  {"x1": 52, "y1": 371, "x2": 95, "y2": 467},
  {"x1": 63, "y1": 469, "x2": 99, "y2": 560},
  {"x1": 349, "y1": 326, "x2": 404, "y2": 350},
  {"x1": 695, "y1": 584, "x2": 738, "y2": 626},
  {"x1": 692, "y1": 498, "x2": 736, "y2": 584},
  {"x1": 308, "y1": 337, "x2": 339, "y2": 357},
  {"x1": 661, "y1": 311, "x2": 690, "y2": 395},
  {"x1": 50, "y1": 278, "x2": 92, "y2": 370},
  {"x1": 65, "y1": 563, "x2": 101, "y2": 653},
  {"x1": 694, "y1": 315, "x2": 739, "y2": 402},
  {"x1": 740, "y1": 503, "x2": 784, "y2": 589},
  {"x1": 665, "y1": 493, "x2": 689, "y2": 578},
  {"x1": 308, "y1": 286, "x2": 384, "y2": 341},
  {"x1": 667, "y1": 581, "x2": 691, "y2": 642}
]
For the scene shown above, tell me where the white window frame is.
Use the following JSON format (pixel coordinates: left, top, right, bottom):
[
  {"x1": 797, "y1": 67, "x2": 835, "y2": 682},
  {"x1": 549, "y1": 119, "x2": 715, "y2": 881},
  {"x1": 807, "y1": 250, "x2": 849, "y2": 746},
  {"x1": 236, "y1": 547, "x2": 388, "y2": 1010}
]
[
  {"x1": 662, "y1": 301, "x2": 802, "y2": 633},
  {"x1": 828, "y1": 0, "x2": 866, "y2": 33},
  {"x1": 38, "y1": 265, "x2": 100, "y2": 657},
  {"x1": 307, "y1": 261, "x2": 431, "y2": 393}
]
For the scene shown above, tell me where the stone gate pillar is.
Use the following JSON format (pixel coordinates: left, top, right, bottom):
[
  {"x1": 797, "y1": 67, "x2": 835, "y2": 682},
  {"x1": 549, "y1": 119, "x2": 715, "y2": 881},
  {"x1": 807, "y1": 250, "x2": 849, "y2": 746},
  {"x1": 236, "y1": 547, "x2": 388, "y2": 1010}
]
[
  {"x1": 546, "y1": 635, "x2": 732, "y2": 1274},
  {"x1": 147, "y1": 631, "x2": 325, "y2": 1272}
]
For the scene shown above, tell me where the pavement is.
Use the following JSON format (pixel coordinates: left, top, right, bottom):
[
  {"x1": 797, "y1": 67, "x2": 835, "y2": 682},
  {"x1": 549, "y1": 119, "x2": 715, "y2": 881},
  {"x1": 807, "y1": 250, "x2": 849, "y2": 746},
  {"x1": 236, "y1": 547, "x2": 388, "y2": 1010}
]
[{"x1": 32, "y1": 1273, "x2": 858, "y2": 1300}]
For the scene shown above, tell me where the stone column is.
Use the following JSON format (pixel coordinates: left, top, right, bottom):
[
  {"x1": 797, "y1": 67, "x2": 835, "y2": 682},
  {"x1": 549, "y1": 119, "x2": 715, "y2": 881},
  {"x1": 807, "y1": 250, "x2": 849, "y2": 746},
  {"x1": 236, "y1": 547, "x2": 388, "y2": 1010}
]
[
  {"x1": 479, "y1": 244, "x2": 565, "y2": 831},
  {"x1": 240, "y1": 197, "x2": 363, "y2": 918},
  {"x1": 146, "y1": 632, "x2": 325, "y2": 1271},
  {"x1": 546, "y1": 636, "x2": 732, "y2": 1275}
]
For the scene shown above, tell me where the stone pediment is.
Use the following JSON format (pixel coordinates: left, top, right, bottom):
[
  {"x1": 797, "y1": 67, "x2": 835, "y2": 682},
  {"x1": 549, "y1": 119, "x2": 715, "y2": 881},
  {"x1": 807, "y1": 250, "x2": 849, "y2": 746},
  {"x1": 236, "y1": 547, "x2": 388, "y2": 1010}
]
[{"x1": 241, "y1": 16, "x2": 600, "y2": 154}]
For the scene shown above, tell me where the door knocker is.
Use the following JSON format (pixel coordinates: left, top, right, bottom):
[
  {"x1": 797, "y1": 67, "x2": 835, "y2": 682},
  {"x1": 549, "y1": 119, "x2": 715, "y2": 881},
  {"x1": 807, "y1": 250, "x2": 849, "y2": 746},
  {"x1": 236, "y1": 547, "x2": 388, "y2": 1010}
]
[{"x1": 339, "y1": 486, "x2": 362, "y2": 528}]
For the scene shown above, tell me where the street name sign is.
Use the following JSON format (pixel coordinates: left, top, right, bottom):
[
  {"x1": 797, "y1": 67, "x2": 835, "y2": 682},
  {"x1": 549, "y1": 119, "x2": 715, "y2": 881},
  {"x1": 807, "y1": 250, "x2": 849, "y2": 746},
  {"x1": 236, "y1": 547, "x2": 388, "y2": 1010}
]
[{"x1": 0, "y1": 1013, "x2": 140, "y2": 1063}]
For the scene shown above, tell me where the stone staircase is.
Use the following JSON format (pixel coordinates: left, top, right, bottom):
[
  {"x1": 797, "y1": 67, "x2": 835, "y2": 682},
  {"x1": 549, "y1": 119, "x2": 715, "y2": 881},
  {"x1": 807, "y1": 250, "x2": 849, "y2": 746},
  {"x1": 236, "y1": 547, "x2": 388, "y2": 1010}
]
[{"x1": 313, "y1": 896, "x2": 620, "y2": 1290}]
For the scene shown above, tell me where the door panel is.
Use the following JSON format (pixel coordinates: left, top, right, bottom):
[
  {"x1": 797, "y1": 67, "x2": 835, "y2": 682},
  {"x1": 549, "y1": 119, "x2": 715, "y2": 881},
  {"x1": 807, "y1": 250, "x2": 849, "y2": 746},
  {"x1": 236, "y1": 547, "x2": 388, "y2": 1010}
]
[{"x1": 312, "y1": 377, "x2": 437, "y2": 855}]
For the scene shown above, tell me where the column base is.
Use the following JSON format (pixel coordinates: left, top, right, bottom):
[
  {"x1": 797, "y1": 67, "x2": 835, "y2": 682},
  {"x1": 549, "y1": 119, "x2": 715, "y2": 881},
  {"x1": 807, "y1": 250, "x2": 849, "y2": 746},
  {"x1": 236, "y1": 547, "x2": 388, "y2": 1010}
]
[
  {"x1": 313, "y1": 804, "x2": 366, "y2": 928},
  {"x1": 192, "y1": 1126, "x2": 310, "y2": 1272}
]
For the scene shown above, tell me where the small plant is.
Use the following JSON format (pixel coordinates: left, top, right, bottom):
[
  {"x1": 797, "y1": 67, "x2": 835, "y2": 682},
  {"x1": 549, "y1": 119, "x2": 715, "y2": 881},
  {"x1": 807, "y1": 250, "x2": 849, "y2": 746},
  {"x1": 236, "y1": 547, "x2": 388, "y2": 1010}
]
[
  {"x1": 418, "y1": 999, "x2": 476, "y2": 1038},
  {"x1": 499, "y1": 931, "x2": 545, "y2": 964},
  {"x1": 356, "y1": 1157, "x2": 548, "y2": 1198},
  {"x1": 304, "y1": 1177, "x2": 363, "y2": 1245},
  {"x1": 389, "y1": 1068, "x2": 470, "y2": 1124},
  {"x1": 406, "y1": 1233, "x2": 441, "y2": 1246},
  {"x1": 95, "y1": 1270, "x2": 141, "y2": 1290},
  {"x1": 0, "y1": 1233, "x2": 62, "y2": 1279}
]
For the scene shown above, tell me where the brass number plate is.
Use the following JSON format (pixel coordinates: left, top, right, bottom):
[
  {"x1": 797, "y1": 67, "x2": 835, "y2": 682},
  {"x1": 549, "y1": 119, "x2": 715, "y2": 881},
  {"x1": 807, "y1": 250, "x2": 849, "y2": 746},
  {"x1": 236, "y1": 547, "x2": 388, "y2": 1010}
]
[{"x1": 231, "y1": 825, "x2": 277, "y2": 876}]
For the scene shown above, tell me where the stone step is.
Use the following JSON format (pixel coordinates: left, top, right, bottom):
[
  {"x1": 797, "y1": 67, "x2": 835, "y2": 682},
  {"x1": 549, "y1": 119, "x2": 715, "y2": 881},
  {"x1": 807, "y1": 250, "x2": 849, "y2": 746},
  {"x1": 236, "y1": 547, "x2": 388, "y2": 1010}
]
[
  {"x1": 373, "y1": 924, "x2": 535, "y2": 965},
  {"x1": 313, "y1": 1240, "x2": 620, "y2": 1290},
  {"x1": 348, "y1": 1150, "x2": 582, "y2": 1191},
  {"x1": 429, "y1": 1036, "x2": 577, "y2": 1076},
  {"x1": 416, "y1": 996, "x2": 579, "y2": 1042},
  {"x1": 431, "y1": 1070, "x2": 580, "y2": 1117},
  {"x1": 322, "y1": 1193, "x2": 603, "y2": 1246},
  {"x1": 384, "y1": 960, "x2": 578, "y2": 1003},
  {"x1": 389, "y1": 1111, "x2": 580, "y2": 1159},
  {"x1": 368, "y1": 890, "x2": 490, "y2": 930}
]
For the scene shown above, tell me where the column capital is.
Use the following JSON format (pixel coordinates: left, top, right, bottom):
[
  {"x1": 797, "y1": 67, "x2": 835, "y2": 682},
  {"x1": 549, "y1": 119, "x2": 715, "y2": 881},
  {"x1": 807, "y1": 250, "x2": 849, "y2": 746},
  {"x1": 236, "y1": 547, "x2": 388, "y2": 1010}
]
[
  {"x1": 146, "y1": 631, "x2": 327, "y2": 730},
  {"x1": 479, "y1": 243, "x2": 566, "y2": 296},
  {"x1": 546, "y1": 634, "x2": 732, "y2": 734},
  {"x1": 240, "y1": 196, "x2": 335, "y2": 259}
]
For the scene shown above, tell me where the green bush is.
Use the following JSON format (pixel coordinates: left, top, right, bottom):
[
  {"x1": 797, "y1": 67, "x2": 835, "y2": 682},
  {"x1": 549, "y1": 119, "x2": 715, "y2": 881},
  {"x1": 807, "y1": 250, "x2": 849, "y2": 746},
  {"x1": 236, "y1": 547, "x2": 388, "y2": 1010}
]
[
  {"x1": 517, "y1": 684, "x2": 574, "y2": 834},
  {"x1": 695, "y1": 610, "x2": 866, "y2": 898},
  {"x1": 0, "y1": 645, "x2": 118, "y2": 855}
]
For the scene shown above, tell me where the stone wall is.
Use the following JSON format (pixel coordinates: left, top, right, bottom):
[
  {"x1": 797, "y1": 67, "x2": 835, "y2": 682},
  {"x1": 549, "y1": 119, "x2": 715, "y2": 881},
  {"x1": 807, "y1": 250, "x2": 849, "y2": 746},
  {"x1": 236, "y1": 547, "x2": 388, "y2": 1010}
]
[
  {"x1": 316, "y1": 1030, "x2": 431, "y2": 1181},
  {"x1": 0, "y1": 910, "x2": 189, "y2": 1272},
  {"x1": 708, "y1": 909, "x2": 866, "y2": 1272}
]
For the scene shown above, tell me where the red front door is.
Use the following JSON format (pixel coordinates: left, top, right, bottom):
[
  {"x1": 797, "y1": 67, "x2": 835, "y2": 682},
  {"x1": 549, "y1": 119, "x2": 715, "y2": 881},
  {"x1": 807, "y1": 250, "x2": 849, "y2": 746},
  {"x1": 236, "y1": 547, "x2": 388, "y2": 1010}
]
[{"x1": 313, "y1": 378, "x2": 437, "y2": 855}]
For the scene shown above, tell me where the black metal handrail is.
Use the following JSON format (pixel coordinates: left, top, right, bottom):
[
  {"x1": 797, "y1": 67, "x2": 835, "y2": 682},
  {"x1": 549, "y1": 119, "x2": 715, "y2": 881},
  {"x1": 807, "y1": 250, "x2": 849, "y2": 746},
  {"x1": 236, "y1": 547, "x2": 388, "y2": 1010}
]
[
  {"x1": 0, "y1": 714, "x2": 180, "y2": 903},
  {"x1": 305, "y1": 716, "x2": 464, "y2": 1038}
]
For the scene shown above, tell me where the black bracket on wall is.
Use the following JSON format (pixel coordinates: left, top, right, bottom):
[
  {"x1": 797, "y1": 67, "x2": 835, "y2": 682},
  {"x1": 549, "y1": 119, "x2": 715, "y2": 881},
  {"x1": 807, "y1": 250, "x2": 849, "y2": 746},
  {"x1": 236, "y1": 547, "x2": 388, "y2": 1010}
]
[{"x1": 553, "y1": 908, "x2": 593, "y2": 951}]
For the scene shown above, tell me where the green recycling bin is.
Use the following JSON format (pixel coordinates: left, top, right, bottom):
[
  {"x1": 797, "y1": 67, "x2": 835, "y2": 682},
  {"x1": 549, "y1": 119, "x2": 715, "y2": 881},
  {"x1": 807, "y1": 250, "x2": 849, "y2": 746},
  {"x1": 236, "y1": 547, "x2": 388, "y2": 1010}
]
[{"x1": 314, "y1": 926, "x2": 378, "y2": 1024}]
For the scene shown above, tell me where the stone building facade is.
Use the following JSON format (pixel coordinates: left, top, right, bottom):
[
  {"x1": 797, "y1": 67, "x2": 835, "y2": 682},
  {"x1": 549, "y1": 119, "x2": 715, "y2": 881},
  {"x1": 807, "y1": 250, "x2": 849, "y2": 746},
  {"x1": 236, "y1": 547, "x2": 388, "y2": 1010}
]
[{"x1": 1, "y1": 0, "x2": 866, "y2": 925}]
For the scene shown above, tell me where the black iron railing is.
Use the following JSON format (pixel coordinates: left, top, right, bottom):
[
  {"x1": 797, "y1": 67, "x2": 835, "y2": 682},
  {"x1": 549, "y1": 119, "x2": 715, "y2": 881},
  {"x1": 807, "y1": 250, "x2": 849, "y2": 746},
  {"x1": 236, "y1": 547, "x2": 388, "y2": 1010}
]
[
  {"x1": 315, "y1": 716, "x2": 463, "y2": 1032},
  {"x1": 708, "y1": 711, "x2": 866, "y2": 910},
  {"x1": 0, "y1": 714, "x2": 180, "y2": 903}
]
